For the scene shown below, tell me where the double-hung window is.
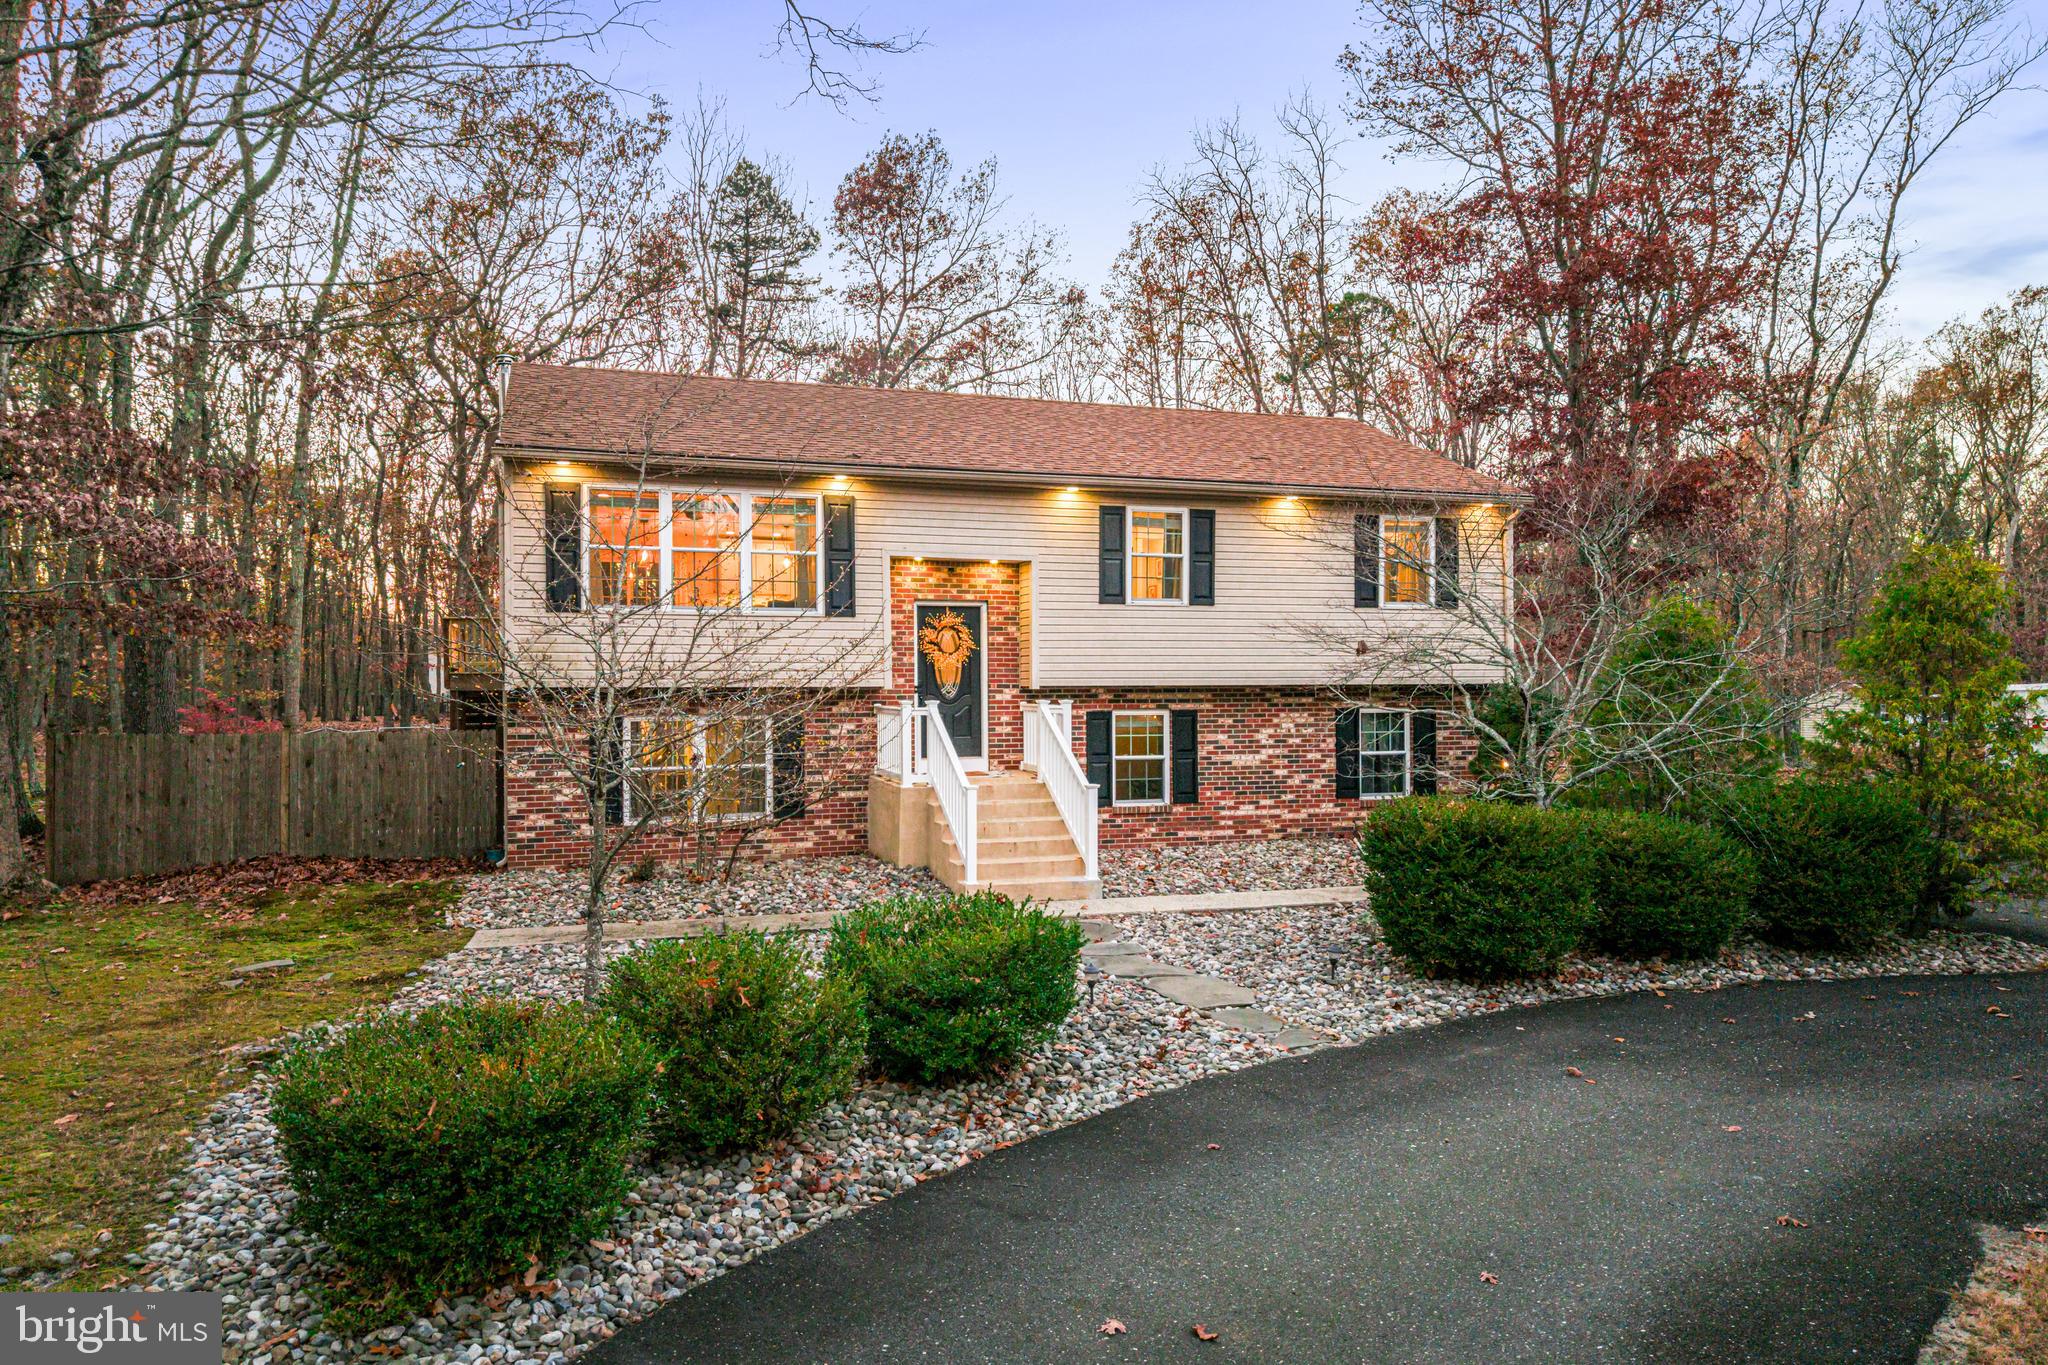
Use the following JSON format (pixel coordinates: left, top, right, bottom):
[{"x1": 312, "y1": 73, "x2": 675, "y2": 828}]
[
  {"x1": 585, "y1": 488, "x2": 822, "y2": 612},
  {"x1": 623, "y1": 716, "x2": 772, "y2": 822},
  {"x1": 1112, "y1": 711, "x2": 1169, "y2": 806},
  {"x1": 1358, "y1": 710, "x2": 1412, "y2": 797},
  {"x1": 671, "y1": 495, "x2": 742, "y2": 607},
  {"x1": 623, "y1": 717, "x2": 695, "y2": 820},
  {"x1": 1380, "y1": 517, "x2": 1434, "y2": 606},
  {"x1": 1128, "y1": 508, "x2": 1187, "y2": 603},
  {"x1": 702, "y1": 717, "x2": 771, "y2": 818},
  {"x1": 749, "y1": 496, "x2": 819, "y2": 611},
  {"x1": 588, "y1": 489, "x2": 662, "y2": 607}
]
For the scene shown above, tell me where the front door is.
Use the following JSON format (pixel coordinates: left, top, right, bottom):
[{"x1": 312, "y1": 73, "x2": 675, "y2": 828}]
[{"x1": 915, "y1": 602, "x2": 985, "y2": 764}]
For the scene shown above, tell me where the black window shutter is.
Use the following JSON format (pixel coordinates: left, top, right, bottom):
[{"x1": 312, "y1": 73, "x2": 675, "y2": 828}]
[
  {"x1": 824, "y1": 498, "x2": 856, "y2": 616},
  {"x1": 1188, "y1": 509, "x2": 1216, "y2": 606},
  {"x1": 1433, "y1": 517, "x2": 1460, "y2": 610},
  {"x1": 1335, "y1": 707, "x2": 1361, "y2": 798},
  {"x1": 773, "y1": 716, "x2": 806, "y2": 819},
  {"x1": 594, "y1": 719, "x2": 625, "y2": 825},
  {"x1": 1170, "y1": 709, "x2": 1199, "y2": 803},
  {"x1": 1410, "y1": 711, "x2": 1438, "y2": 795},
  {"x1": 1353, "y1": 514, "x2": 1380, "y2": 609},
  {"x1": 1098, "y1": 505, "x2": 1126, "y2": 604},
  {"x1": 545, "y1": 483, "x2": 582, "y2": 611},
  {"x1": 1085, "y1": 710, "x2": 1112, "y2": 807}
]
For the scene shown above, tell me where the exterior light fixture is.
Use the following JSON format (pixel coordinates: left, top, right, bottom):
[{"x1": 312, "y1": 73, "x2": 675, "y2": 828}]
[
  {"x1": 1322, "y1": 944, "x2": 1345, "y2": 982},
  {"x1": 1082, "y1": 959, "x2": 1106, "y2": 1008}
]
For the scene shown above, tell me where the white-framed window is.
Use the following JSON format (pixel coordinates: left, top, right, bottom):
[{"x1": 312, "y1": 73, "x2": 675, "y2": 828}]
[
  {"x1": 1127, "y1": 507, "x2": 1187, "y2": 604},
  {"x1": 1358, "y1": 710, "x2": 1412, "y2": 798},
  {"x1": 587, "y1": 488, "x2": 662, "y2": 607},
  {"x1": 623, "y1": 716, "x2": 773, "y2": 822},
  {"x1": 1112, "y1": 710, "x2": 1169, "y2": 806},
  {"x1": 671, "y1": 494, "x2": 742, "y2": 608},
  {"x1": 749, "y1": 495, "x2": 820, "y2": 611},
  {"x1": 1381, "y1": 517, "x2": 1434, "y2": 606},
  {"x1": 585, "y1": 487, "x2": 823, "y2": 613}
]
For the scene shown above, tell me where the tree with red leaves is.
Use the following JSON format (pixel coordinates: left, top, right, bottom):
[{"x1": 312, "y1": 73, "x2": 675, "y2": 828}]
[
  {"x1": 0, "y1": 408, "x2": 258, "y2": 883},
  {"x1": 1345, "y1": 0, "x2": 1783, "y2": 571}
]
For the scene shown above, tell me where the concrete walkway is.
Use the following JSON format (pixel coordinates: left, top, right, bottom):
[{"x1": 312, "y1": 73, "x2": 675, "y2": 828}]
[
  {"x1": 462, "y1": 884, "x2": 1367, "y2": 950},
  {"x1": 584, "y1": 970, "x2": 2048, "y2": 1365}
]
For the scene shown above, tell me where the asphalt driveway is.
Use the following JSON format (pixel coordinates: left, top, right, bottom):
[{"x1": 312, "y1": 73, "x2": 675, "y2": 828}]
[{"x1": 587, "y1": 969, "x2": 2048, "y2": 1364}]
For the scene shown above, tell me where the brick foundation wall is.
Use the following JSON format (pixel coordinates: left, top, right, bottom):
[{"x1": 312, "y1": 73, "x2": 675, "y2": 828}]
[
  {"x1": 503, "y1": 693, "x2": 876, "y2": 871},
  {"x1": 1033, "y1": 686, "x2": 1478, "y2": 847}
]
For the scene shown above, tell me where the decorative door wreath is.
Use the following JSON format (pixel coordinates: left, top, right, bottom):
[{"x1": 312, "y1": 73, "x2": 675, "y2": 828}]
[{"x1": 918, "y1": 609, "x2": 978, "y2": 700}]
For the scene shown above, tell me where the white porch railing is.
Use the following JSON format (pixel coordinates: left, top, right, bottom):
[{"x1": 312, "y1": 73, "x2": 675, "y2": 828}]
[
  {"x1": 918, "y1": 702, "x2": 978, "y2": 884},
  {"x1": 874, "y1": 700, "x2": 926, "y2": 781},
  {"x1": 1023, "y1": 699, "x2": 1097, "y2": 881}
]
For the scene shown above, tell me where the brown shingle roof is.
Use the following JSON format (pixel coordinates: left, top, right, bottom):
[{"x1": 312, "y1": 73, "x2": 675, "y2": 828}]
[{"x1": 495, "y1": 363, "x2": 1521, "y2": 502}]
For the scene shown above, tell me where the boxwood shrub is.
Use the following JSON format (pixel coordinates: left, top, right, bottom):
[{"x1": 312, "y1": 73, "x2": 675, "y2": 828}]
[
  {"x1": 604, "y1": 931, "x2": 866, "y2": 1155},
  {"x1": 822, "y1": 891, "x2": 1084, "y2": 1082},
  {"x1": 271, "y1": 998, "x2": 655, "y2": 1329},
  {"x1": 1579, "y1": 809, "x2": 1754, "y2": 960},
  {"x1": 1360, "y1": 797, "x2": 1596, "y2": 980},
  {"x1": 1710, "y1": 779, "x2": 1930, "y2": 951}
]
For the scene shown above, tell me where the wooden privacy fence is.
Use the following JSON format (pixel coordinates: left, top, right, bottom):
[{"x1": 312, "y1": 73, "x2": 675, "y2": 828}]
[{"x1": 48, "y1": 728, "x2": 502, "y2": 885}]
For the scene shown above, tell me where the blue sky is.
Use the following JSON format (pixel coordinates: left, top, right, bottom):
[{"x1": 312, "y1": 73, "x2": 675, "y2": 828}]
[{"x1": 595, "y1": 0, "x2": 2048, "y2": 345}]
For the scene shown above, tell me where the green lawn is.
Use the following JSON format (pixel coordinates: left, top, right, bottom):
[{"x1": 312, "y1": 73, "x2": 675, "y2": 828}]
[{"x1": 0, "y1": 879, "x2": 467, "y2": 1287}]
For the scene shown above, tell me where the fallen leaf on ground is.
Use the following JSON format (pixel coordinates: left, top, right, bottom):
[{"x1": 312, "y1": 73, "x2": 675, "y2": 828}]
[
  {"x1": 1192, "y1": 1324, "x2": 1219, "y2": 1342},
  {"x1": 1098, "y1": 1320, "x2": 1126, "y2": 1336},
  {"x1": 1722, "y1": 1017, "x2": 1737, "y2": 1024},
  {"x1": 1564, "y1": 1066, "x2": 1584, "y2": 1078},
  {"x1": 1722, "y1": 1125, "x2": 1743, "y2": 1133},
  {"x1": 1479, "y1": 1271, "x2": 1499, "y2": 1284},
  {"x1": 53, "y1": 1113, "x2": 80, "y2": 1127},
  {"x1": 1776, "y1": 1215, "x2": 1808, "y2": 1228},
  {"x1": 1206, "y1": 1143, "x2": 1221, "y2": 1150},
  {"x1": 2023, "y1": 1227, "x2": 2046, "y2": 1242}
]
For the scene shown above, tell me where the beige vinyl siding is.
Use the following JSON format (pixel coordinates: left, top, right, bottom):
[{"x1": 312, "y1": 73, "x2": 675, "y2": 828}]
[{"x1": 500, "y1": 460, "x2": 1509, "y2": 688}]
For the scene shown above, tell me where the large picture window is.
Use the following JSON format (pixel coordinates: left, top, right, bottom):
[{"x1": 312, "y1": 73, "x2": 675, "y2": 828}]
[
  {"x1": 1112, "y1": 711, "x2": 1168, "y2": 806},
  {"x1": 1381, "y1": 517, "x2": 1433, "y2": 606},
  {"x1": 1127, "y1": 508, "x2": 1186, "y2": 603},
  {"x1": 624, "y1": 716, "x2": 772, "y2": 822},
  {"x1": 585, "y1": 487, "x2": 822, "y2": 612},
  {"x1": 1358, "y1": 710, "x2": 1411, "y2": 797}
]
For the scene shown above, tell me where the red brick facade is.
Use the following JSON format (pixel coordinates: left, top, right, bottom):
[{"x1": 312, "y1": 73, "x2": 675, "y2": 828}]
[
  {"x1": 499, "y1": 559, "x2": 1477, "y2": 869},
  {"x1": 1040, "y1": 686, "x2": 1478, "y2": 846},
  {"x1": 502, "y1": 695, "x2": 875, "y2": 871}
]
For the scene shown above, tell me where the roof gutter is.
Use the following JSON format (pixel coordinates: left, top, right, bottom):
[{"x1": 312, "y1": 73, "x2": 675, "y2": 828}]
[{"x1": 495, "y1": 442, "x2": 1532, "y2": 507}]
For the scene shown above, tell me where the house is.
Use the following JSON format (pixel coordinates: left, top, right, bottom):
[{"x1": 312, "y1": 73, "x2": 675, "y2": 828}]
[{"x1": 476, "y1": 362, "x2": 1525, "y2": 898}]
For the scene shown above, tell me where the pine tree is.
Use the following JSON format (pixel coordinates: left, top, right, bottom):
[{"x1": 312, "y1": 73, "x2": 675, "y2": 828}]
[{"x1": 706, "y1": 159, "x2": 820, "y2": 378}]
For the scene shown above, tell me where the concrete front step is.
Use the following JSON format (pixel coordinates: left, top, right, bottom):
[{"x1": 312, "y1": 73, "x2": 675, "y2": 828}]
[
  {"x1": 979, "y1": 813, "x2": 1070, "y2": 838},
  {"x1": 978, "y1": 833, "x2": 1079, "y2": 859},
  {"x1": 963, "y1": 875, "x2": 1101, "y2": 902}
]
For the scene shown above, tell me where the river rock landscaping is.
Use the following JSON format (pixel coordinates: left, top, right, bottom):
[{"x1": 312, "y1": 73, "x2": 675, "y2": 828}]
[
  {"x1": 1113, "y1": 906, "x2": 2048, "y2": 1042},
  {"x1": 1097, "y1": 836, "x2": 1358, "y2": 898},
  {"x1": 110, "y1": 881, "x2": 2048, "y2": 1365},
  {"x1": 447, "y1": 857, "x2": 945, "y2": 930},
  {"x1": 450, "y1": 837, "x2": 1363, "y2": 932},
  {"x1": 121, "y1": 937, "x2": 1282, "y2": 1365}
]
